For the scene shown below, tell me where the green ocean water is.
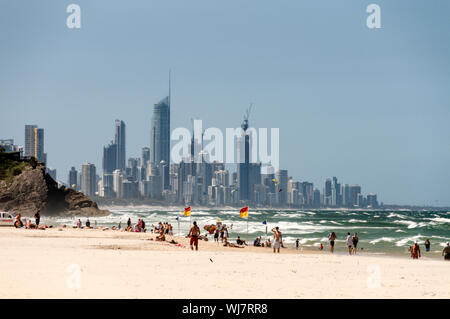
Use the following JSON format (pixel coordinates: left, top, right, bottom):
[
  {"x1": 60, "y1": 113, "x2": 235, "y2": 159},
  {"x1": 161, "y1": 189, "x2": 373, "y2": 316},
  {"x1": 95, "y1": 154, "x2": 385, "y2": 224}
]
[{"x1": 47, "y1": 207, "x2": 450, "y2": 257}]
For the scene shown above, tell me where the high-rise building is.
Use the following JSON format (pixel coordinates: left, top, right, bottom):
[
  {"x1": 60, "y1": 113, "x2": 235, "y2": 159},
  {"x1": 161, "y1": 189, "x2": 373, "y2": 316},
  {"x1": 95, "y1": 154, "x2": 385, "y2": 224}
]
[
  {"x1": 237, "y1": 113, "x2": 252, "y2": 201},
  {"x1": 115, "y1": 120, "x2": 126, "y2": 171},
  {"x1": 367, "y1": 193, "x2": 378, "y2": 208},
  {"x1": 142, "y1": 147, "x2": 150, "y2": 168},
  {"x1": 276, "y1": 169, "x2": 288, "y2": 205},
  {"x1": 81, "y1": 163, "x2": 96, "y2": 197},
  {"x1": 324, "y1": 178, "x2": 332, "y2": 206},
  {"x1": 350, "y1": 185, "x2": 362, "y2": 207},
  {"x1": 150, "y1": 96, "x2": 170, "y2": 166},
  {"x1": 24, "y1": 125, "x2": 46, "y2": 164},
  {"x1": 102, "y1": 142, "x2": 117, "y2": 174},
  {"x1": 150, "y1": 95, "x2": 170, "y2": 191},
  {"x1": 68, "y1": 167, "x2": 78, "y2": 189}
]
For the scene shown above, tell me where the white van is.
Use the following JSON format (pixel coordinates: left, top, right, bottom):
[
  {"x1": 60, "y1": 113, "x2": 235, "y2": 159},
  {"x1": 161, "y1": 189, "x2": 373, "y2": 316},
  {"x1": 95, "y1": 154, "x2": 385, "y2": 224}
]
[{"x1": 0, "y1": 212, "x2": 15, "y2": 227}]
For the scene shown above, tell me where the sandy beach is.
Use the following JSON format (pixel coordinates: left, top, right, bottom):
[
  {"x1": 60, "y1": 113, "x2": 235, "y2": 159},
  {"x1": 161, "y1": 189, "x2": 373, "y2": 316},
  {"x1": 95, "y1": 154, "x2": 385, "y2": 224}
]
[{"x1": 0, "y1": 227, "x2": 449, "y2": 299}]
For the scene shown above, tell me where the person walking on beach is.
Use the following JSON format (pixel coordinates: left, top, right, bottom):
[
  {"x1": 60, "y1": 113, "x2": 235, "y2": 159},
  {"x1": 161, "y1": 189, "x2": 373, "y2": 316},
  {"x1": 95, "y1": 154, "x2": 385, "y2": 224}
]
[
  {"x1": 214, "y1": 229, "x2": 219, "y2": 243},
  {"x1": 34, "y1": 210, "x2": 40, "y2": 229},
  {"x1": 296, "y1": 238, "x2": 299, "y2": 250},
  {"x1": 425, "y1": 239, "x2": 431, "y2": 252},
  {"x1": 442, "y1": 243, "x2": 450, "y2": 261},
  {"x1": 272, "y1": 227, "x2": 282, "y2": 253},
  {"x1": 352, "y1": 233, "x2": 359, "y2": 255},
  {"x1": 411, "y1": 241, "x2": 421, "y2": 259},
  {"x1": 346, "y1": 233, "x2": 353, "y2": 255},
  {"x1": 223, "y1": 225, "x2": 229, "y2": 243},
  {"x1": 329, "y1": 232, "x2": 336, "y2": 253},
  {"x1": 188, "y1": 221, "x2": 201, "y2": 251}
]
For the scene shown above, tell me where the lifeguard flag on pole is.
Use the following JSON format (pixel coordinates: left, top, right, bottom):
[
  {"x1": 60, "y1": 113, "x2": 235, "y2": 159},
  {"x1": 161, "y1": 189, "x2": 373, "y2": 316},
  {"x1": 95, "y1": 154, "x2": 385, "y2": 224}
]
[
  {"x1": 184, "y1": 206, "x2": 191, "y2": 216},
  {"x1": 240, "y1": 206, "x2": 249, "y2": 218}
]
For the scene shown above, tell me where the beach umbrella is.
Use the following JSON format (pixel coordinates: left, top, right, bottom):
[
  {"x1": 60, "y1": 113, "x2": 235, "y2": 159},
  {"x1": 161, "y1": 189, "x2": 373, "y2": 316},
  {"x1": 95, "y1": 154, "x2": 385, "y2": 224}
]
[{"x1": 203, "y1": 224, "x2": 216, "y2": 234}]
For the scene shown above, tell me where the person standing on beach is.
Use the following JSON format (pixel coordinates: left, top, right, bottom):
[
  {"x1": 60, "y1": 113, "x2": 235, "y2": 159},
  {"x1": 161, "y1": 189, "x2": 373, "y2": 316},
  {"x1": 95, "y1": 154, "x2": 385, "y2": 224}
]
[
  {"x1": 411, "y1": 242, "x2": 421, "y2": 259},
  {"x1": 34, "y1": 210, "x2": 40, "y2": 229},
  {"x1": 127, "y1": 218, "x2": 131, "y2": 228},
  {"x1": 425, "y1": 239, "x2": 431, "y2": 252},
  {"x1": 296, "y1": 239, "x2": 299, "y2": 250},
  {"x1": 214, "y1": 229, "x2": 219, "y2": 243},
  {"x1": 346, "y1": 233, "x2": 353, "y2": 255},
  {"x1": 329, "y1": 232, "x2": 336, "y2": 253},
  {"x1": 442, "y1": 243, "x2": 450, "y2": 261},
  {"x1": 272, "y1": 227, "x2": 282, "y2": 253},
  {"x1": 188, "y1": 221, "x2": 201, "y2": 251},
  {"x1": 352, "y1": 233, "x2": 359, "y2": 255}
]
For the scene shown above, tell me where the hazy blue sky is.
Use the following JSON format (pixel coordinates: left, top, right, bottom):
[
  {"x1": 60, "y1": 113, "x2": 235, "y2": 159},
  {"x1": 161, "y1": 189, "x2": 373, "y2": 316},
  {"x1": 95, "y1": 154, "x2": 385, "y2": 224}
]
[{"x1": 1, "y1": 0, "x2": 449, "y2": 206}]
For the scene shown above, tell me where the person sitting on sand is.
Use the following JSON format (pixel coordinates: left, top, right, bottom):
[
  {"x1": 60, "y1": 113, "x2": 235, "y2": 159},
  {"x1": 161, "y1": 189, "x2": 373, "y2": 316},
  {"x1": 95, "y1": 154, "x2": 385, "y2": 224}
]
[
  {"x1": 26, "y1": 219, "x2": 32, "y2": 229},
  {"x1": 156, "y1": 228, "x2": 166, "y2": 241},
  {"x1": 272, "y1": 227, "x2": 282, "y2": 253},
  {"x1": 77, "y1": 219, "x2": 82, "y2": 228},
  {"x1": 14, "y1": 214, "x2": 24, "y2": 228},
  {"x1": 442, "y1": 243, "x2": 450, "y2": 261},
  {"x1": 237, "y1": 236, "x2": 247, "y2": 246},
  {"x1": 86, "y1": 219, "x2": 91, "y2": 228},
  {"x1": 266, "y1": 238, "x2": 271, "y2": 248}
]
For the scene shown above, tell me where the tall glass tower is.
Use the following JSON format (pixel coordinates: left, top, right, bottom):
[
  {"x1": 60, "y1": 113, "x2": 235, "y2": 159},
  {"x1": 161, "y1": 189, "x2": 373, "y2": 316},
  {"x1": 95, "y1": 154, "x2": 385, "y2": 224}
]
[
  {"x1": 114, "y1": 120, "x2": 126, "y2": 171},
  {"x1": 150, "y1": 96, "x2": 170, "y2": 165},
  {"x1": 150, "y1": 96, "x2": 170, "y2": 189}
]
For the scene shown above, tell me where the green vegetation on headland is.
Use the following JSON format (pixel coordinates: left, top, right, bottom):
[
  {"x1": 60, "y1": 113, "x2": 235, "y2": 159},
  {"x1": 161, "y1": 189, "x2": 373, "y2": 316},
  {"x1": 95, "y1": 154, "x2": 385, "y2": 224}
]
[{"x1": 0, "y1": 152, "x2": 37, "y2": 186}]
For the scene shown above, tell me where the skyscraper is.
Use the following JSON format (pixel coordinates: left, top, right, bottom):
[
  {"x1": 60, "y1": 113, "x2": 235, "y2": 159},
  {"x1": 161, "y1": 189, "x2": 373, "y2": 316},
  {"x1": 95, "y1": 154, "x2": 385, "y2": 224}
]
[
  {"x1": 142, "y1": 147, "x2": 150, "y2": 167},
  {"x1": 237, "y1": 112, "x2": 251, "y2": 201},
  {"x1": 102, "y1": 142, "x2": 118, "y2": 174},
  {"x1": 81, "y1": 163, "x2": 96, "y2": 197},
  {"x1": 115, "y1": 120, "x2": 126, "y2": 171},
  {"x1": 68, "y1": 166, "x2": 78, "y2": 189},
  {"x1": 24, "y1": 125, "x2": 46, "y2": 164},
  {"x1": 150, "y1": 94, "x2": 170, "y2": 190},
  {"x1": 276, "y1": 169, "x2": 288, "y2": 205},
  {"x1": 150, "y1": 96, "x2": 170, "y2": 166}
]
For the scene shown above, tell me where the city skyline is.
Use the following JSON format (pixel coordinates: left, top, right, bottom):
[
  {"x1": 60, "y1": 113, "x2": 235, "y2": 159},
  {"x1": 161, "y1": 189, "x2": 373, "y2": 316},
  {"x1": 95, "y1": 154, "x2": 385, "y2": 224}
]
[{"x1": 1, "y1": 1, "x2": 449, "y2": 206}]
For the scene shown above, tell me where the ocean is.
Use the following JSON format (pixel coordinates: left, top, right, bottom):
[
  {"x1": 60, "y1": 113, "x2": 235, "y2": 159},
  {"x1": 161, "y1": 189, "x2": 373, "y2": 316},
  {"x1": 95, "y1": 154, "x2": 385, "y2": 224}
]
[{"x1": 44, "y1": 207, "x2": 450, "y2": 257}]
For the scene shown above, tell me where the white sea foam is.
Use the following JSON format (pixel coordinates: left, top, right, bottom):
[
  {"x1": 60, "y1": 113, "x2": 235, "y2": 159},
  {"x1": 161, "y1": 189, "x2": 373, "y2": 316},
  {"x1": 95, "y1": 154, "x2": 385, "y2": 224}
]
[
  {"x1": 387, "y1": 212, "x2": 407, "y2": 219},
  {"x1": 370, "y1": 237, "x2": 396, "y2": 245},
  {"x1": 348, "y1": 219, "x2": 367, "y2": 223},
  {"x1": 395, "y1": 235, "x2": 424, "y2": 247}
]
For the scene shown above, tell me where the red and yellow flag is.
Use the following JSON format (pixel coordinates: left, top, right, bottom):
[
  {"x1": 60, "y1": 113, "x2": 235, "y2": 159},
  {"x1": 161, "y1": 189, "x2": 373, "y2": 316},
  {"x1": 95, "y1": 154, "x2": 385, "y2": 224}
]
[
  {"x1": 184, "y1": 206, "x2": 191, "y2": 216},
  {"x1": 240, "y1": 206, "x2": 248, "y2": 218}
]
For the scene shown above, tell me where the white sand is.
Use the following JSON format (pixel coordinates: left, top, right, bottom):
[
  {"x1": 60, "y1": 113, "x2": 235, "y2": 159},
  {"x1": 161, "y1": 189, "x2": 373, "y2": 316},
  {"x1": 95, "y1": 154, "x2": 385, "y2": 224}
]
[{"x1": 0, "y1": 227, "x2": 449, "y2": 299}]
